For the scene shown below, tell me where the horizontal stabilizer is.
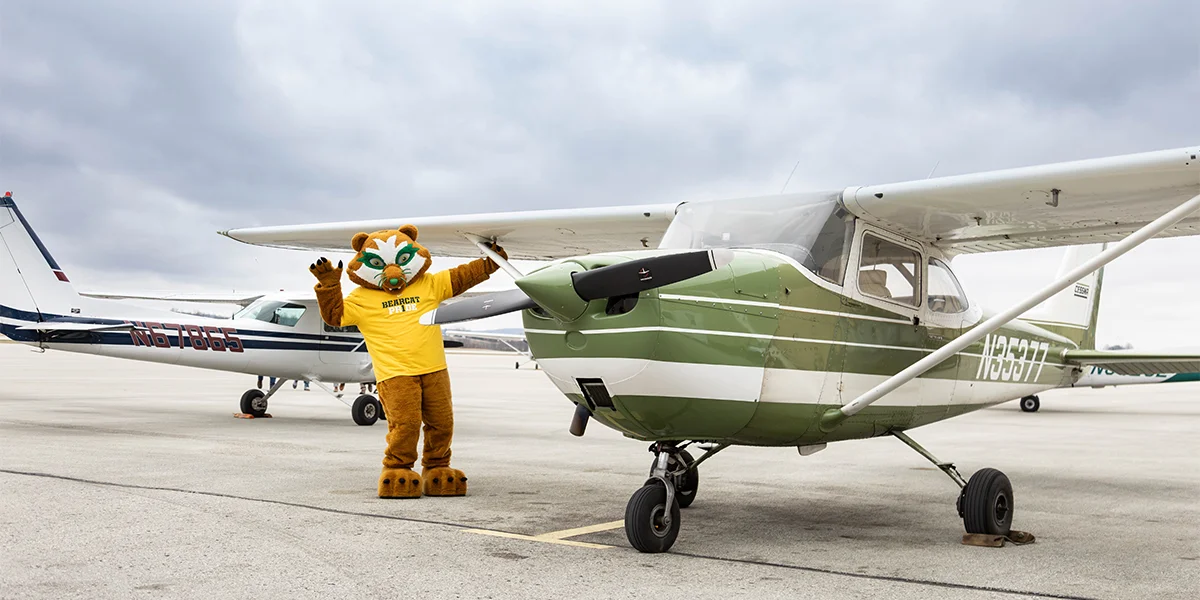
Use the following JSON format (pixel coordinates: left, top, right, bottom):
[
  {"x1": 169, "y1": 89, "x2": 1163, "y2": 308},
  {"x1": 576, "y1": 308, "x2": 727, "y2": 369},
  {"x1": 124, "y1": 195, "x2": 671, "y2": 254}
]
[{"x1": 1063, "y1": 350, "x2": 1200, "y2": 376}]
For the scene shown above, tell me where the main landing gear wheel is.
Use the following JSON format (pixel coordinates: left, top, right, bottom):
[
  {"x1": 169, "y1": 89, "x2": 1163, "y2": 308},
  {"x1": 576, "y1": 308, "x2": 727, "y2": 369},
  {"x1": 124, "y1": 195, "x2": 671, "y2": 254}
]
[
  {"x1": 666, "y1": 450, "x2": 698, "y2": 508},
  {"x1": 240, "y1": 389, "x2": 268, "y2": 417},
  {"x1": 351, "y1": 394, "x2": 381, "y2": 426},
  {"x1": 1019, "y1": 395, "x2": 1041, "y2": 413},
  {"x1": 959, "y1": 468, "x2": 1014, "y2": 536},
  {"x1": 624, "y1": 482, "x2": 680, "y2": 553}
]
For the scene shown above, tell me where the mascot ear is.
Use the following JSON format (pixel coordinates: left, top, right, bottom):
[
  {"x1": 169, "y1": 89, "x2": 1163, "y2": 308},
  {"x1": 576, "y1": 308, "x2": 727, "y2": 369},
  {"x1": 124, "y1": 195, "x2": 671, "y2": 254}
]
[
  {"x1": 351, "y1": 232, "x2": 370, "y2": 252},
  {"x1": 398, "y1": 224, "x2": 419, "y2": 241}
]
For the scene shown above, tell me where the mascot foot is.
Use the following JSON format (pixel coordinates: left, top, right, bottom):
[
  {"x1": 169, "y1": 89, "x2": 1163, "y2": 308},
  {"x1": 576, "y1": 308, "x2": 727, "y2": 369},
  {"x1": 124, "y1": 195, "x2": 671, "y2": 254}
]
[
  {"x1": 378, "y1": 468, "x2": 422, "y2": 499},
  {"x1": 422, "y1": 467, "x2": 467, "y2": 497}
]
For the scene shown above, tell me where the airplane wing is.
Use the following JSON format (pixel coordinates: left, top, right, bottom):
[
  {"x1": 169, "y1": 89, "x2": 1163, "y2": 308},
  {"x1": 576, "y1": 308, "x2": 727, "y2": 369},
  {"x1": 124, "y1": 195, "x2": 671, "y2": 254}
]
[
  {"x1": 79, "y1": 291, "x2": 266, "y2": 306},
  {"x1": 18, "y1": 319, "x2": 142, "y2": 333},
  {"x1": 843, "y1": 146, "x2": 1200, "y2": 253},
  {"x1": 220, "y1": 203, "x2": 680, "y2": 260},
  {"x1": 443, "y1": 329, "x2": 527, "y2": 342},
  {"x1": 1063, "y1": 350, "x2": 1200, "y2": 376}
]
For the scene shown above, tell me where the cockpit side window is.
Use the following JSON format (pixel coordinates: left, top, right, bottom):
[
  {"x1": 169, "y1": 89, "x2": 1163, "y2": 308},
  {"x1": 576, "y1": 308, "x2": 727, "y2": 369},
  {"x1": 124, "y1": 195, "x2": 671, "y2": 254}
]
[
  {"x1": 927, "y1": 258, "x2": 969, "y2": 313},
  {"x1": 235, "y1": 300, "x2": 307, "y2": 327},
  {"x1": 858, "y1": 233, "x2": 921, "y2": 307}
]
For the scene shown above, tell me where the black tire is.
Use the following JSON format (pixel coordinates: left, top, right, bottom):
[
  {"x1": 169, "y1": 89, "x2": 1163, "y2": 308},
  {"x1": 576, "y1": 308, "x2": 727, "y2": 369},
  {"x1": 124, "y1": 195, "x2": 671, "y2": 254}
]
[
  {"x1": 624, "y1": 483, "x2": 681, "y2": 553},
  {"x1": 240, "y1": 389, "x2": 267, "y2": 417},
  {"x1": 1020, "y1": 395, "x2": 1040, "y2": 413},
  {"x1": 667, "y1": 450, "x2": 699, "y2": 509},
  {"x1": 351, "y1": 394, "x2": 380, "y2": 426},
  {"x1": 960, "y1": 468, "x2": 1014, "y2": 535}
]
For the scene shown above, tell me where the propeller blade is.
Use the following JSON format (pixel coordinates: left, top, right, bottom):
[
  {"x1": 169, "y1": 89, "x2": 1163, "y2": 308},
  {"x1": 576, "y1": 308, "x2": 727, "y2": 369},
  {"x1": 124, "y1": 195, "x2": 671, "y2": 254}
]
[
  {"x1": 570, "y1": 249, "x2": 733, "y2": 301},
  {"x1": 420, "y1": 288, "x2": 537, "y2": 326}
]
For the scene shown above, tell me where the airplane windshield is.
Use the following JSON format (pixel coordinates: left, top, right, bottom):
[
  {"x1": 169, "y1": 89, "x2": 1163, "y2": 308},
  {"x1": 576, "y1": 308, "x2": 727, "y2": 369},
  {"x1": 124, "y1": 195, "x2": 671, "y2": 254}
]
[
  {"x1": 659, "y1": 191, "x2": 854, "y2": 284},
  {"x1": 234, "y1": 300, "x2": 307, "y2": 327}
]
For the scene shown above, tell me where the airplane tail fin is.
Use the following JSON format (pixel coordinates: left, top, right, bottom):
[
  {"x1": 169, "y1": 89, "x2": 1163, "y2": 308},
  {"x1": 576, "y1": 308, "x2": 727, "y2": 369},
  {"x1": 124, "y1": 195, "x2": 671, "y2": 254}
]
[
  {"x1": 0, "y1": 192, "x2": 82, "y2": 322},
  {"x1": 1023, "y1": 244, "x2": 1105, "y2": 349}
]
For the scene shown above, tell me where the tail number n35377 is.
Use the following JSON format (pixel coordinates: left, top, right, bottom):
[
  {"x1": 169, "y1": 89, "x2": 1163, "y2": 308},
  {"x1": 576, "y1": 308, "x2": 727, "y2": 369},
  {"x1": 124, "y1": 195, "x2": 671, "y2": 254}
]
[{"x1": 976, "y1": 334, "x2": 1050, "y2": 382}]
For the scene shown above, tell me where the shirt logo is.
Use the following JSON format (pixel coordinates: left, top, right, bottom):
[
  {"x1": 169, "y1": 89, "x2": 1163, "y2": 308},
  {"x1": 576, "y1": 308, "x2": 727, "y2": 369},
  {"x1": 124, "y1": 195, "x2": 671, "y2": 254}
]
[{"x1": 382, "y1": 296, "x2": 422, "y2": 314}]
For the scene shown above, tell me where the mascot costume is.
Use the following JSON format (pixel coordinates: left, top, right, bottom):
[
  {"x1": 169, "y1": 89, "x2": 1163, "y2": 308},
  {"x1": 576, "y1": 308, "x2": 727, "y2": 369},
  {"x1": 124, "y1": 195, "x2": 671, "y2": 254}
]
[{"x1": 309, "y1": 225, "x2": 505, "y2": 498}]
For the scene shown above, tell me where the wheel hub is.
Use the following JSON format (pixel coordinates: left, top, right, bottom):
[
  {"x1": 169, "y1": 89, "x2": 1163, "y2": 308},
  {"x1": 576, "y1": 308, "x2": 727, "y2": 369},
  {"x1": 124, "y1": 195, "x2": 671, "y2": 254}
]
[
  {"x1": 650, "y1": 504, "x2": 671, "y2": 536},
  {"x1": 252, "y1": 398, "x2": 268, "y2": 411},
  {"x1": 364, "y1": 403, "x2": 376, "y2": 419},
  {"x1": 994, "y1": 493, "x2": 1010, "y2": 523}
]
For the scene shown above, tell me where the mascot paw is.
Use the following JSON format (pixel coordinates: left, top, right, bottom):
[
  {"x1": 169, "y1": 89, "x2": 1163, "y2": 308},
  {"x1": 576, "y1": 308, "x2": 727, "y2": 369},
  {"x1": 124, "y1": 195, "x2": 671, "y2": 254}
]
[
  {"x1": 378, "y1": 468, "x2": 422, "y2": 499},
  {"x1": 422, "y1": 467, "x2": 467, "y2": 497},
  {"x1": 309, "y1": 257, "x2": 343, "y2": 285}
]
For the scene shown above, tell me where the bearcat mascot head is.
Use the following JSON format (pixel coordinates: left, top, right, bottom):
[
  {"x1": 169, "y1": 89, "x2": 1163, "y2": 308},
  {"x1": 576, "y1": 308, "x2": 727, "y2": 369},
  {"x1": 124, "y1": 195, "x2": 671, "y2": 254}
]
[{"x1": 346, "y1": 225, "x2": 433, "y2": 293}]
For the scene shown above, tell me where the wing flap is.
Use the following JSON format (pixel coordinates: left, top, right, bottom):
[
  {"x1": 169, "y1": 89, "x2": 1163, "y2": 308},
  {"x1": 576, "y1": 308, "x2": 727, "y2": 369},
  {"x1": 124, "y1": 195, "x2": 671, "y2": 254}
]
[
  {"x1": 1063, "y1": 350, "x2": 1200, "y2": 376},
  {"x1": 845, "y1": 146, "x2": 1200, "y2": 253},
  {"x1": 220, "y1": 203, "x2": 680, "y2": 260}
]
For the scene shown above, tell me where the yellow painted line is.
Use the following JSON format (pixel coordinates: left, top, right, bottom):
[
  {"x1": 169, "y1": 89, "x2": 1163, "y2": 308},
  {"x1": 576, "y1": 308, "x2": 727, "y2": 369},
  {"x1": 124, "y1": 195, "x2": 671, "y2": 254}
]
[
  {"x1": 534, "y1": 519, "x2": 625, "y2": 540},
  {"x1": 463, "y1": 529, "x2": 612, "y2": 549}
]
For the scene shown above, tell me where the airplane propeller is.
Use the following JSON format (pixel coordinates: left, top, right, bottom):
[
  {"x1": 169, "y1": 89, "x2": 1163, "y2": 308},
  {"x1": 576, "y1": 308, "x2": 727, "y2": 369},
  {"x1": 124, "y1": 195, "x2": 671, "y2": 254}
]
[{"x1": 421, "y1": 249, "x2": 733, "y2": 326}]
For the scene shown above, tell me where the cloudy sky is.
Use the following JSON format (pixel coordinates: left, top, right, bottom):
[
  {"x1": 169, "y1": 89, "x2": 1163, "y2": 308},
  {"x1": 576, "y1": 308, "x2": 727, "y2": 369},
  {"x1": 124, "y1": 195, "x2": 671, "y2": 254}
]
[{"x1": 1, "y1": 1, "x2": 1197, "y2": 346}]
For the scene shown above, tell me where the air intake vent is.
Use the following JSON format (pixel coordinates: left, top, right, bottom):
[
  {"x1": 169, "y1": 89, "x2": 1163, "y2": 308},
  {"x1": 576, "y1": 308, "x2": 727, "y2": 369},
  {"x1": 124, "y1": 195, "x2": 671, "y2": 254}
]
[{"x1": 577, "y1": 378, "x2": 614, "y2": 409}]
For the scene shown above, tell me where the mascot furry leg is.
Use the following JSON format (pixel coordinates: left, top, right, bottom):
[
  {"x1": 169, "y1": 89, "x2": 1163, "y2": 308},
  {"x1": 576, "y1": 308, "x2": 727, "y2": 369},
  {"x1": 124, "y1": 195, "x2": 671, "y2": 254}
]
[{"x1": 376, "y1": 370, "x2": 465, "y2": 498}]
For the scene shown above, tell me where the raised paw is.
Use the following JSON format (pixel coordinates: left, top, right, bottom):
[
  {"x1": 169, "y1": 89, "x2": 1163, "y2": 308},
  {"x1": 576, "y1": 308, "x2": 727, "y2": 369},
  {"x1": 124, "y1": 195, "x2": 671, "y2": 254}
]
[
  {"x1": 422, "y1": 467, "x2": 467, "y2": 497},
  {"x1": 378, "y1": 468, "x2": 422, "y2": 499},
  {"x1": 309, "y1": 257, "x2": 343, "y2": 285}
]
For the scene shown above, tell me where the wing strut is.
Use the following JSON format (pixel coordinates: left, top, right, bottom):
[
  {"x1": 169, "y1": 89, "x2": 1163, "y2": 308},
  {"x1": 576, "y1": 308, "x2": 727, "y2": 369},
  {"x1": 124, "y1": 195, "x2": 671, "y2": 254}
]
[
  {"x1": 821, "y1": 192, "x2": 1200, "y2": 431},
  {"x1": 464, "y1": 234, "x2": 524, "y2": 279}
]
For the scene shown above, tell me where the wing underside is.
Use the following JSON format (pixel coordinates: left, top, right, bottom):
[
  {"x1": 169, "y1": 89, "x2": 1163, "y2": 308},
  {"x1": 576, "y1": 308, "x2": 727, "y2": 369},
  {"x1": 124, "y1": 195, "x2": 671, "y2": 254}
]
[
  {"x1": 844, "y1": 146, "x2": 1200, "y2": 254},
  {"x1": 1063, "y1": 350, "x2": 1200, "y2": 376},
  {"x1": 221, "y1": 203, "x2": 681, "y2": 260}
]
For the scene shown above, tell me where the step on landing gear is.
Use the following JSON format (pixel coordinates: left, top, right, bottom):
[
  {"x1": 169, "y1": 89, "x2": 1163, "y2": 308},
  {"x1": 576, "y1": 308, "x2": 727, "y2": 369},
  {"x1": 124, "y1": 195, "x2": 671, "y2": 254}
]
[
  {"x1": 1019, "y1": 395, "x2": 1040, "y2": 412},
  {"x1": 624, "y1": 441, "x2": 726, "y2": 553},
  {"x1": 891, "y1": 431, "x2": 1029, "y2": 545}
]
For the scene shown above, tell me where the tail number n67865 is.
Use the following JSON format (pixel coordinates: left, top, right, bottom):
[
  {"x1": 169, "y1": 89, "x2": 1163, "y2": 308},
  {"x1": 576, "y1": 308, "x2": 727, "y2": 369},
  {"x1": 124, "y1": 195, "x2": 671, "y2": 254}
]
[{"x1": 976, "y1": 334, "x2": 1050, "y2": 382}]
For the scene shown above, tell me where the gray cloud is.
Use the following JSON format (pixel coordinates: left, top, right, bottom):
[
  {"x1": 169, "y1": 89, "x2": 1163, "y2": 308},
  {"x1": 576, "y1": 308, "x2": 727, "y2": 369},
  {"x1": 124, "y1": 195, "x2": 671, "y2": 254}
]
[{"x1": 1, "y1": 1, "x2": 1197, "y2": 345}]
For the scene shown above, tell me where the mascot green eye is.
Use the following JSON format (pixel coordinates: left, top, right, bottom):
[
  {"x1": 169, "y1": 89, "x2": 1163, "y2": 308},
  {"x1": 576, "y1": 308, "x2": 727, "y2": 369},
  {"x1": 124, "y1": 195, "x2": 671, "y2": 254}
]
[
  {"x1": 396, "y1": 248, "x2": 416, "y2": 266},
  {"x1": 360, "y1": 253, "x2": 386, "y2": 270}
]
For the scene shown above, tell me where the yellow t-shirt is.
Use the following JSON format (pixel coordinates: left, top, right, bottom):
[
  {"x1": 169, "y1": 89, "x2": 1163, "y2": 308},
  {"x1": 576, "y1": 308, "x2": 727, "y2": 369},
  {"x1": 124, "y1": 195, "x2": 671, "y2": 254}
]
[{"x1": 341, "y1": 270, "x2": 453, "y2": 380}]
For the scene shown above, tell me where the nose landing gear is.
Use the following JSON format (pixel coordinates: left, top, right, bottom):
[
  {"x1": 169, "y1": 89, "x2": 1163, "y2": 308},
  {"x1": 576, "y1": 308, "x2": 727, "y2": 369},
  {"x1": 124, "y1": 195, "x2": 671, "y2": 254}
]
[{"x1": 624, "y1": 441, "x2": 726, "y2": 553}]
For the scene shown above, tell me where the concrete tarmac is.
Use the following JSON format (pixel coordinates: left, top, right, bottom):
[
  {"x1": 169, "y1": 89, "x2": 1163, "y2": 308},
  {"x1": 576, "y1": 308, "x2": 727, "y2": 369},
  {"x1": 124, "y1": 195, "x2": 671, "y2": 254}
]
[{"x1": 0, "y1": 344, "x2": 1197, "y2": 599}]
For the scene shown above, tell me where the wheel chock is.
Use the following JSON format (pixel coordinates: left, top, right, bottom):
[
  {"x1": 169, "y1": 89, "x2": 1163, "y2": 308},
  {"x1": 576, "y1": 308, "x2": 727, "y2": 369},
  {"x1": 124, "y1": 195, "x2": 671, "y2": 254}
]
[
  {"x1": 961, "y1": 530, "x2": 1035, "y2": 547},
  {"x1": 233, "y1": 413, "x2": 272, "y2": 419}
]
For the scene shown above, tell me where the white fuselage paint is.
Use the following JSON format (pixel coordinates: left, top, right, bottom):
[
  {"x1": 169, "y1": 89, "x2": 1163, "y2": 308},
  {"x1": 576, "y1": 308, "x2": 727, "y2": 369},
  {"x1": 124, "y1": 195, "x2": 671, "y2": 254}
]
[
  {"x1": 0, "y1": 294, "x2": 373, "y2": 383},
  {"x1": 535, "y1": 357, "x2": 1049, "y2": 409}
]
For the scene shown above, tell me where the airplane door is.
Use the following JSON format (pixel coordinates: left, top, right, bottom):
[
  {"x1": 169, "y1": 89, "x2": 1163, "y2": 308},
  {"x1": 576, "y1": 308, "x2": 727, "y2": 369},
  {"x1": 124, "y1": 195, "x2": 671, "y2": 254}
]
[
  {"x1": 319, "y1": 323, "x2": 367, "y2": 366},
  {"x1": 925, "y1": 257, "x2": 975, "y2": 412}
]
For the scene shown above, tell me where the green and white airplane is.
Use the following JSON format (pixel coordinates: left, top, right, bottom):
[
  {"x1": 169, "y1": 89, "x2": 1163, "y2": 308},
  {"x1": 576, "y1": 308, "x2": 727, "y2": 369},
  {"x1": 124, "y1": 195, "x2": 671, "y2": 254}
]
[{"x1": 224, "y1": 145, "x2": 1200, "y2": 553}]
